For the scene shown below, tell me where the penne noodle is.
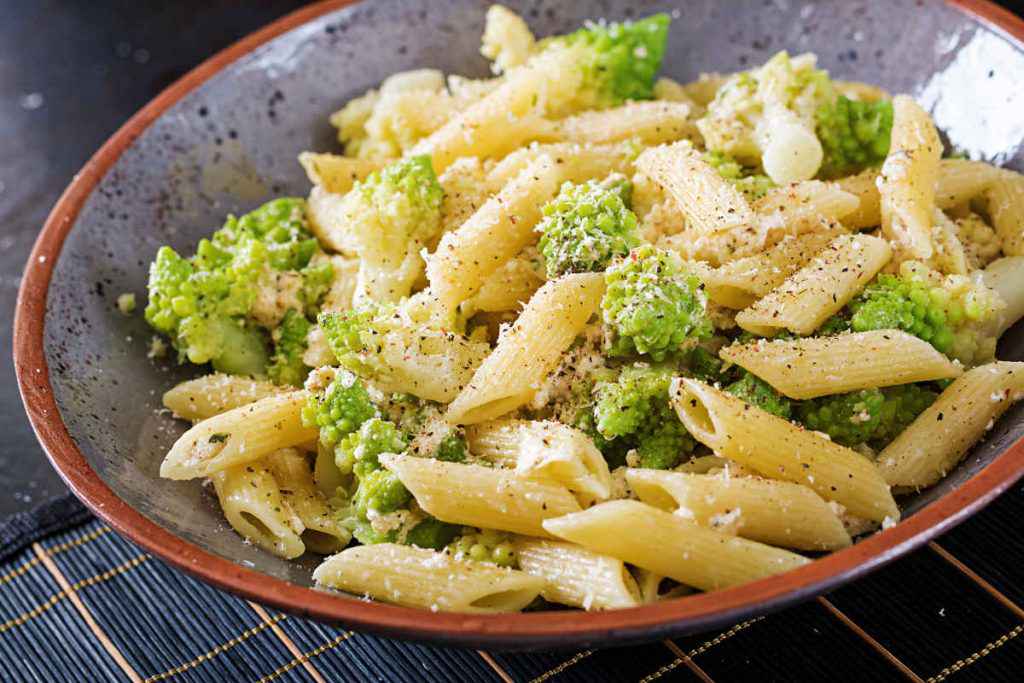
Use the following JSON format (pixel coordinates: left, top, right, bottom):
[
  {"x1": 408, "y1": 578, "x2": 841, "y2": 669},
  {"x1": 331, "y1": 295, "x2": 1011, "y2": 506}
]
[
  {"x1": 267, "y1": 448, "x2": 350, "y2": 554},
  {"x1": 380, "y1": 453, "x2": 581, "y2": 537},
  {"x1": 719, "y1": 330, "x2": 963, "y2": 399},
  {"x1": 987, "y1": 170, "x2": 1024, "y2": 256},
  {"x1": 982, "y1": 256, "x2": 1024, "y2": 335},
  {"x1": 637, "y1": 140, "x2": 754, "y2": 235},
  {"x1": 878, "y1": 95, "x2": 942, "y2": 258},
  {"x1": 461, "y1": 250, "x2": 545, "y2": 316},
  {"x1": 464, "y1": 419, "x2": 524, "y2": 467},
  {"x1": 735, "y1": 233, "x2": 892, "y2": 336},
  {"x1": 298, "y1": 152, "x2": 382, "y2": 195},
  {"x1": 513, "y1": 538, "x2": 642, "y2": 610},
  {"x1": 514, "y1": 421, "x2": 611, "y2": 500},
  {"x1": 160, "y1": 391, "x2": 317, "y2": 480},
  {"x1": 212, "y1": 462, "x2": 305, "y2": 560},
  {"x1": 751, "y1": 180, "x2": 861, "y2": 234},
  {"x1": 877, "y1": 362, "x2": 1024, "y2": 488},
  {"x1": 427, "y1": 155, "x2": 561, "y2": 316},
  {"x1": 485, "y1": 141, "x2": 638, "y2": 192},
  {"x1": 671, "y1": 379, "x2": 899, "y2": 522},
  {"x1": 446, "y1": 273, "x2": 605, "y2": 424},
  {"x1": 543, "y1": 500, "x2": 809, "y2": 591},
  {"x1": 553, "y1": 101, "x2": 696, "y2": 146},
  {"x1": 313, "y1": 544, "x2": 544, "y2": 613},
  {"x1": 162, "y1": 373, "x2": 281, "y2": 422},
  {"x1": 626, "y1": 469, "x2": 852, "y2": 551}
]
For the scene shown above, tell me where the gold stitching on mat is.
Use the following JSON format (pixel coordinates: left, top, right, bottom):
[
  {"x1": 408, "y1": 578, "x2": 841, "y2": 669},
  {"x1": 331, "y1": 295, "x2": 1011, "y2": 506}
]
[
  {"x1": 253, "y1": 632, "x2": 354, "y2": 683},
  {"x1": 247, "y1": 601, "x2": 327, "y2": 683},
  {"x1": 0, "y1": 553, "x2": 148, "y2": 634},
  {"x1": 529, "y1": 650, "x2": 595, "y2": 683},
  {"x1": 143, "y1": 614, "x2": 286, "y2": 682},
  {"x1": 0, "y1": 526, "x2": 112, "y2": 589},
  {"x1": 927, "y1": 623, "x2": 1024, "y2": 683},
  {"x1": 33, "y1": 544, "x2": 143, "y2": 683},
  {"x1": 636, "y1": 618, "x2": 763, "y2": 683}
]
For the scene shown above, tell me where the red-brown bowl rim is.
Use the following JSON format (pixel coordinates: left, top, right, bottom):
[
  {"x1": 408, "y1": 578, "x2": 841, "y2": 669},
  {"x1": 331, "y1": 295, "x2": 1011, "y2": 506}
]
[{"x1": 13, "y1": 0, "x2": 1024, "y2": 648}]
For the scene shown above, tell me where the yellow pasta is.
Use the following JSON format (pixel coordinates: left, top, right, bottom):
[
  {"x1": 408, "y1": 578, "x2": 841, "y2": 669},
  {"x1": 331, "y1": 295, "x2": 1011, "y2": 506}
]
[
  {"x1": 671, "y1": 379, "x2": 899, "y2": 522},
  {"x1": 877, "y1": 362, "x2": 1024, "y2": 489},
  {"x1": 751, "y1": 180, "x2": 861, "y2": 235},
  {"x1": 512, "y1": 420, "x2": 611, "y2": 500},
  {"x1": 267, "y1": 449, "x2": 350, "y2": 554},
  {"x1": 982, "y1": 256, "x2": 1024, "y2": 334},
  {"x1": 543, "y1": 500, "x2": 809, "y2": 591},
  {"x1": 161, "y1": 391, "x2": 317, "y2": 480},
  {"x1": 380, "y1": 453, "x2": 581, "y2": 537},
  {"x1": 446, "y1": 272, "x2": 604, "y2": 424},
  {"x1": 461, "y1": 249, "x2": 545, "y2": 316},
  {"x1": 878, "y1": 95, "x2": 942, "y2": 258},
  {"x1": 636, "y1": 140, "x2": 754, "y2": 235},
  {"x1": 313, "y1": 544, "x2": 544, "y2": 613},
  {"x1": 626, "y1": 469, "x2": 852, "y2": 551},
  {"x1": 720, "y1": 330, "x2": 963, "y2": 399},
  {"x1": 553, "y1": 101, "x2": 696, "y2": 146},
  {"x1": 735, "y1": 233, "x2": 892, "y2": 336},
  {"x1": 212, "y1": 462, "x2": 305, "y2": 559},
  {"x1": 513, "y1": 538, "x2": 642, "y2": 610},
  {"x1": 427, "y1": 155, "x2": 561, "y2": 316},
  {"x1": 485, "y1": 141, "x2": 638, "y2": 192},
  {"x1": 298, "y1": 152, "x2": 381, "y2": 195},
  {"x1": 162, "y1": 374, "x2": 281, "y2": 422},
  {"x1": 987, "y1": 170, "x2": 1024, "y2": 256}
]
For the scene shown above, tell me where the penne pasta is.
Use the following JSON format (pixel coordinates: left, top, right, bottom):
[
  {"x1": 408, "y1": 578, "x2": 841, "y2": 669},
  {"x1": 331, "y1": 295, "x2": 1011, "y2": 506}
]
[
  {"x1": 313, "y1": 544, "x2": 544, "y2": 613},
  {"x1": 671, "y1": 379, "x2": 899, "y2": 522},
  {"x1": 298, "y1": 152, "x2": 381, "y2": 195},
  {"x1": 543, "y1": 500, "x2": 809, "y2": 591},
  {"x1": 513, "y1": 538, "x2": 642, "y2": 610},
  {"x1": 495, "y1": 420, "x2": 612, "y2": 500},
  {"x1": 982, "y1": 256, "x2": 1024, "y2": 335},
  {"x1": 751, "y1": 180, "x2": 861, "y2": 234},
  {"x1": 987, "y1": 170, "x2": 1024, "y2": 256},
  {"x1": 719, "y1": 330, "x2": 963, "y2": 399},
  {"x1": 267, "y1": 448, "x2": 350, "y2": 554},
  {"x1": 427, "y1": 155, "x2": 561, "y2": 316},
  {"x1": 626, "y1": 469, "x2": 852, "y2": 551},
  {"x1": 485, "y1": 141, "x2": 638, "y2": 192},
  {"x1": 446, "y1": 272, "x2": 605, "y2": 424},
  {"x1": 380, "y1": 453, "x2": 581, "y2": 537},
  {"x1": 877, "y1": 362, "x2": 1024, "y2": 488},
  {"x1": 212, "y1": 462, "x2": 305, "y2": 559},
  {"x1": 162, "y1": 373, "x2": 281, "y2": 422},
  {"x1": 878, "y1": 95, "x2": 942, "y2": 258},
  {"x1": 461, "y1": 250, "x2": 545, "y2": 316},
  {"x1": 160, "y1": 391, "x2": 317, "y2": 480},
  {"x1": 553, "y1": 101, "x2": 696, "y2": 146},
  {"x1": 637, "y1": 140, "x2": 754, "y2": 235},
  {"x1": 464, "y1": 419, "x2": 524, "y2": 467},
  {"x1": 735, "y1": 233, "x2": 892, "y2": 336}
]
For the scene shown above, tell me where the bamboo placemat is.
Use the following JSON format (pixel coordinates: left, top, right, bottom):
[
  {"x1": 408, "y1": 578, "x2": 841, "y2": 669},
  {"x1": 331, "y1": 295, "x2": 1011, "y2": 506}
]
[{"x1": 0, "y1": 488, "x2": 1021, "y2": 682}]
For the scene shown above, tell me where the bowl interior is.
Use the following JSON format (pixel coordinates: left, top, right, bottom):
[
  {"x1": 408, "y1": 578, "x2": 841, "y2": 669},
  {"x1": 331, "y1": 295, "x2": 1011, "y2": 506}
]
[{"x1": 42, "y1": 0, "x2": 1024, "y2": 616}]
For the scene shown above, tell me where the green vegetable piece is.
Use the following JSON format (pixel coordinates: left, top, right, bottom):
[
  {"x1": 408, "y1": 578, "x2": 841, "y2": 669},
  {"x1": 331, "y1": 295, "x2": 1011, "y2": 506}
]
[
  {"x1": 267, "y1": 310, "x2": 311, "y2": 387},
  {"x1": 816, "y1": 96, "x2": 893, "y2": 178},
  {"x1": 848, "y1": 274, "x2": 957, "y2": 354},
  {"x1": 703, "y1": 150, "x2": 775, "y2": 201},
  {"x1": 435, "y1": 433, "x2": 468, "y2": 463},
  {"x1": 797, "y1": 384, "x2": 937, "y2": 448},
  {"x1": 724, "y1": 371, "x2": 793, "y2": 419},
  {"x1": 301, "y1": 374, "x2": 378, "y2": 465},
  {"x1": 537, "y1": 178, "x2": 640, "y2": 278},
  {"x1": 352, "y1": 468, "x2": 410, "y2": 516},
  {"x1": 602, "y1": 244, "x2": 713, "y2": 360},
  {"x1": 337, "y1": 417, "x2": 407, "y2": 478},
  {"x1": 406, "y1": 518, "x2": 462, "y2": 550}
]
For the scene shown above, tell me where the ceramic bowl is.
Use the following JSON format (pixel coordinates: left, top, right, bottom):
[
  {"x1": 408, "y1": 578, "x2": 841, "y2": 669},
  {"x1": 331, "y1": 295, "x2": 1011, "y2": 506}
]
[{"x1": 14, "y1": 0, "x2": 1024, "y2": 649}]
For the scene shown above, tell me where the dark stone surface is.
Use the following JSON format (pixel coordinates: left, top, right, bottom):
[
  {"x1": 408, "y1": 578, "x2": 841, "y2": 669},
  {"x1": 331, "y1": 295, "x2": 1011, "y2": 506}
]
[{"x1": 0, "y1": 1, "x2": 307, "y2": 516}]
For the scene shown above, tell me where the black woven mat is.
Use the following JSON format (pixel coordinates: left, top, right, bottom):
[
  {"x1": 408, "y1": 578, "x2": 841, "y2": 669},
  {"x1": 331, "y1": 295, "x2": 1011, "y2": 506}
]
[{"x1": 0, "y1": 488, "x2": 1022, "y2": 682}]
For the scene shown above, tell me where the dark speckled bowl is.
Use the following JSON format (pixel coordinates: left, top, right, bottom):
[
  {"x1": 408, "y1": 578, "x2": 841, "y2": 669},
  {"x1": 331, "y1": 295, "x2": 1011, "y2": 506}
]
[{"x1": 14, "y1": 0, "x2": 1024, "y2": 649}]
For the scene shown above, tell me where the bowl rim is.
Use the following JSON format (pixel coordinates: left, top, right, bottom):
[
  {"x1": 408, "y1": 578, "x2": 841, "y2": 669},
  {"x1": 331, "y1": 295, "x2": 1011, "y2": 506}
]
[{"x1": 13, "y1": 0, "x2": 1024, "y2": 649}]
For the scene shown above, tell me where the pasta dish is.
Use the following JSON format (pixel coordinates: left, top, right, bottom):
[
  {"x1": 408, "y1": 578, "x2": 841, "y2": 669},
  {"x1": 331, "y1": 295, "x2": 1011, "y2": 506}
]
[{"x1": 140, "y1": 6, "x2": 1024, "y2": 613}]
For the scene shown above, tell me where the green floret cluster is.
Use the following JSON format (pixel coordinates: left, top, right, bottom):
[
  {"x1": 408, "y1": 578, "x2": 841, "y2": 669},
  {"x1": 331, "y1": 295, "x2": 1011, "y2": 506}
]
[
  {"x1": 724, "y1": 371, "x2": 793, "y2": 419},
  {"x1": 267, "y1": 310, "x2": 311, "y2": 387},
  {"x1": 450, "y1": 529, "x2": 516, "y2": 567},
  {"x1": 555, "y1": 13, "x2": 671, "y2": 107},
  {"x1": 434, "y1": 433, "x2": 468, "y2": 463},
  {"x1": 703, "y1": 150, "x2": 775, "y2": 201},
  {"x1": 319, "y1": 304, "x2": 397, "y2": 380},
  {"x1": 340, "y1": 417, "x2": 411, "y2": 545},
  {"x1": 302, "y1": 372, "x2": 378, "y2": 462},
  {"x1": 144, "y1": 197, "x2": 330, "y2": 378},
  {"x1": 592, "y1": 365, "x2": 695, "y2": 469},
  {"x1": 405, "y1": 518, "x2": 462, "y2": 551},
  {"x1": 339, "y1": 417, "x2": 407, "y2": 478},
  {"x1": 797, "y1": 385, "x2": 938, "y2": 448},
  {"x1": 816, "y1": 96, "x2": 893, "y2": 179},
  {"x1": 536, "y1": 178, "x2": 640, "y2": 278},
  {"x1": 358, "y1": 155, "x2": 443, "y2": 222},
  {"x1": 602, "y1": 245, "x2": 713, "y2": 360}
]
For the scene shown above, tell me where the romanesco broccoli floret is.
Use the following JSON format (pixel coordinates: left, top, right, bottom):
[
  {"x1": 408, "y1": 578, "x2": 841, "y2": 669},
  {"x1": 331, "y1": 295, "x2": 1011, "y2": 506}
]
[
  {"x1": 450, "y1": 529, "x2": 516, "y2": 567},
  {"x1": 724, "y1": 371, "x2": 793, "y2": 418},
  {"x1": 703, "y1": 150, "x2": 775, "y2": 201},
  {"x1": 602, "y1": 245, "x2": 713, "y2": 360},
  {"x1": 267, "y1": 310, "x2": 311, "y2": 387},
  {"x1": 344, "y1": 155, "x2": 443, "y2": 303},
  {"x1": 592, "y1": 365, "x2": 695, "y2": 469},
  {"x1": 435, "y1": 433, "x2": 468, "y2": 463},
  {"x1": 684, "y1": 346, "x2": 725, "y2": 382},
  {"x1": 352, "y1": 468, "x2": 410, "y2": 517},
  {"x1": 302, "y1": 372, "x2": 378, "y2": 468},
  {"x1": 536, "y1": 177, "x2": 640, "y2": 277},
  {"x1": 547, "y1": 14, "x2": 671, "y2": 109},
  {"x1": 697, "y1": 51, "x2": 835, "y2": 182},
  {"x1": 815, "y1": 95, "x2": 893, "y2": 178},
  {"x1": 145, "y1": 198, "x2": 327, "y2": 377},
  {"x1": 797, "y1": 384, "x2": 938, "y2": 448},
  {"x1": 405, "y1": 518, "x2": 462, "y2": 550},
  {"x1": 339, "y1": 417, "x2": 411, "y2": 545},
  {"x1": 338, "y1": 417, "x2": 407, "y2": 478}
]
